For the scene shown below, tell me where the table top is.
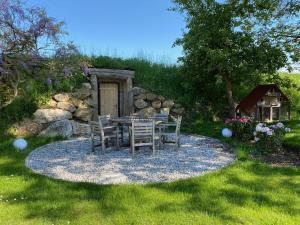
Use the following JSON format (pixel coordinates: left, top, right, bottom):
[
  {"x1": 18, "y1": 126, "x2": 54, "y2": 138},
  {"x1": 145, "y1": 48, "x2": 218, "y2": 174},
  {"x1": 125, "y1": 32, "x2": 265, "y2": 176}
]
[{"x1": 110, "y1": 117, "x2": 162, "y2": 126}]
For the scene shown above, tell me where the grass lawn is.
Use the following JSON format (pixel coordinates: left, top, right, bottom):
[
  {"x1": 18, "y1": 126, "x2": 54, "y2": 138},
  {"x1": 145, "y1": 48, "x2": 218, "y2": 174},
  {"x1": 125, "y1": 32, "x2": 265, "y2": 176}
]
[
  {"x1": 285, "y1": 119, "x2": 300, "y2": 151},
  {"x1": 0, "y1": 122, "x2": 299, "y2": 225}
]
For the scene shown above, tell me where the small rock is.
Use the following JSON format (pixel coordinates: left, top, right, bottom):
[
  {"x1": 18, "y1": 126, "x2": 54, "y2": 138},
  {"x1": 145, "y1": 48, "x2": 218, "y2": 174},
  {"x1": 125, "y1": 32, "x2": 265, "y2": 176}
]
[
  {"x1": 84, "y1": 98, "x2": 94, "y2": 107},
  {"x1": 162, "y1": 100, "x2": 175, "y2": 108},
  {"x1": 134, "y1": 94, "x2": 146, "y2": 100},
  {"x1": 160, "y1": 108, "x2": 170, "y2": 115},
  {"x1": 70, "y1": 98, "x2": 88, "y2": 109},
  {"x1": 34, "y1": 109, "x2": 72, "y2": 124},
  {"x1": 57, "y1": 102, "x2": 76, "y2": 113},
  {"x1": 138, "y1": 107, "x2": 156, "y2": 118},
  {"x1": 47, "y1": 99, "x2": 58, "y2": 108},
  {"x1": 157, "y1": 95, "x2": 165, "y2": 101},
  {"x1": 39, "y1": 119, "x2": 73, "y2": 138},
  {"x1": 134, "y1": 99, "x2": 148, "y2": 109},
  {"x1": 74, "y1": 108, "x2": 93, "y2": 122},
  {"x1": 82, "y1": 82, "x2": 91, "y2": 89},
  {"x1": 132, "y1": 87, "x2": 147, "y2": 96},
  {"x1": 146, "y1": 92, "x2": 157, "y2": 101},
  {"x1": 53, "y1": 93, "x2": 69, "y2": 102},
  {"x1": 171, "y1": 107, "x2": 184, "y2": 115},
  {"x1": 72, "y1": 88, "x2": 92, "y2": 100},
  {"x1": 151, "y1": 100, "x2": 162, "y2": 109}
]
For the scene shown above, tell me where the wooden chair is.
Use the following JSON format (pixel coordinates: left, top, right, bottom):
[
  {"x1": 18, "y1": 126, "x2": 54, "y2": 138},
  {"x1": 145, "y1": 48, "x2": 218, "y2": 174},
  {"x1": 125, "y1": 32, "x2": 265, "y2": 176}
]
[
  {"x1": 130, "y1": 120, "x2": 155, "y2": 156},
  {"x1": 159, "y1": 116, "x2": 182, "y2": 149},
  {"x1": 89, "y1": 115, "x2": 119, "y2": 153}
]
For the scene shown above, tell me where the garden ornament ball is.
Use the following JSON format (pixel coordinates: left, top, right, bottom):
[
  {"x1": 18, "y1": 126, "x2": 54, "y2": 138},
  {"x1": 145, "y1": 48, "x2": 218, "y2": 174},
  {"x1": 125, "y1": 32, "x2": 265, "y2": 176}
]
[
  {"x1": 13, "y1": 138, "x2": 28, "y2": 150},
  {"x1": 222, "y1": 128, "x2": 232, "y2": 138}
]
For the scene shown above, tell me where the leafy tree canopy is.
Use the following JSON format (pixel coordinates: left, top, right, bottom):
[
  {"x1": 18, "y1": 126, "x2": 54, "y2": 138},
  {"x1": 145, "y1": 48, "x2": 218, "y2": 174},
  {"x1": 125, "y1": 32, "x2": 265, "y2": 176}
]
[{"x1": 172, "y1": 0, "x2": 300, "y2": 118}]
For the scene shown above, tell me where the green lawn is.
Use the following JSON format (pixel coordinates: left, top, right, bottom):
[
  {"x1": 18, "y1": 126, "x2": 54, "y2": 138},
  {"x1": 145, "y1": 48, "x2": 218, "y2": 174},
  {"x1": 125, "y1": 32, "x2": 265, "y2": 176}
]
[
  {"x1": 285, "y1": 119, "x2": 300, "y2": 151},
  {"x1": 0, "y1": 123, "x2": 299, "y2": 225}
]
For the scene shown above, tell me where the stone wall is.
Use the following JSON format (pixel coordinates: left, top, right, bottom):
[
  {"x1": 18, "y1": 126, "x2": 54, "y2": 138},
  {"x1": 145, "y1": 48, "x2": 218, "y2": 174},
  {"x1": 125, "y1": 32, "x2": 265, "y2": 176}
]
[
  {"x1": 133, "y1": 87, "x2": 184, "y2": 117},
  {"x1": 11, "y1": 84, "x2": 184, "y2": 138}
]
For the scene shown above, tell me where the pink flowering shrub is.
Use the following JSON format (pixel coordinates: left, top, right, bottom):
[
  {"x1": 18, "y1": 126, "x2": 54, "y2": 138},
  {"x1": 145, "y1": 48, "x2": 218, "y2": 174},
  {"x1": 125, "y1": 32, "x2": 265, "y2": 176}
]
[
  {"x1": 225, "y1": 117, "x2": 255, "y2": 141},
  {"x1": 254, "y1": 122, "x2": 291, "y2": 153}
]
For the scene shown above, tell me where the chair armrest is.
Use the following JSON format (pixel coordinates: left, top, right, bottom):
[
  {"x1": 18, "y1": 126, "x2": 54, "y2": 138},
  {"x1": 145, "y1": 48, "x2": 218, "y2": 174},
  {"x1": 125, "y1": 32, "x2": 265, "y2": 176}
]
[
  {"x1": 103, "y1": 126, "x2": 118, "y2": 130},
  {"x1": 158, "y1": 123, "x2": 177, "y2": 126}
]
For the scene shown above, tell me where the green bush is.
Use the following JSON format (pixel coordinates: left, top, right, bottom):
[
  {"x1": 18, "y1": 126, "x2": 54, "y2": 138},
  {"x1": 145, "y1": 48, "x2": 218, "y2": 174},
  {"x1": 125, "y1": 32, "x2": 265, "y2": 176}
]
[
  {"x1": 0, "y1": 97, "x2": 37, "y2": 124},
  {"x1": 225, "y1": 118, "x2": 255, "y2": 141},
  {"x1": 254, "y1": 123, "x2": 291, "y2": 154}
]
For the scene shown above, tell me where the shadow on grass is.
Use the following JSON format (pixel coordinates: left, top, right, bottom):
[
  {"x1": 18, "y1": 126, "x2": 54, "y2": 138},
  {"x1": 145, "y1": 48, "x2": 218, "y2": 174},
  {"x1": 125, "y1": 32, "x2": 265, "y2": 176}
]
[{"x1": 0, "y1": 135, "x2": 299, "y2": 224}]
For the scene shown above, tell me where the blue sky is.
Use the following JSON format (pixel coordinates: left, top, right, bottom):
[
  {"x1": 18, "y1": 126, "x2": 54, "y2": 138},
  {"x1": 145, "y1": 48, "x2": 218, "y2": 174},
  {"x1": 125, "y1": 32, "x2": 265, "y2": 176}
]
[{"x1": 28, "y1": 0, "x2": 185, "y2": 64}]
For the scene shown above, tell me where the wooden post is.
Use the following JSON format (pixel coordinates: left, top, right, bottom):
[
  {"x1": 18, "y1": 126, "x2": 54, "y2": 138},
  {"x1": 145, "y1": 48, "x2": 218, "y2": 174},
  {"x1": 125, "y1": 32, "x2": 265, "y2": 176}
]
[
  {"x1": 90, "y1": 74, "x2": 98, "y2": 121},
  {"x1": 270, "y1": 107, "x2": 273, "y2": 122}
]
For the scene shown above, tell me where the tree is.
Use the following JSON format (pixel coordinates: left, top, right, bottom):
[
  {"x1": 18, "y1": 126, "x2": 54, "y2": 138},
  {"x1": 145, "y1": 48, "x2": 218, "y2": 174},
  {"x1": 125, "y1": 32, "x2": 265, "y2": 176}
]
[
  {"x1": 172, "y1": 0, "x2": 300, "y2": 118},
  {"x1": 0, "y1": 0, "x2": 65, "y2": 106}
]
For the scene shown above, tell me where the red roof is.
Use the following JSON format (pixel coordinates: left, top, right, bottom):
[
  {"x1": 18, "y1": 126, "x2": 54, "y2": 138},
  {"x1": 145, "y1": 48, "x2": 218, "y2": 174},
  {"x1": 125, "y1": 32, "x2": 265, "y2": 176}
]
[{"x1": 236, "y1": 84, "x2": 289, "y2": 111}]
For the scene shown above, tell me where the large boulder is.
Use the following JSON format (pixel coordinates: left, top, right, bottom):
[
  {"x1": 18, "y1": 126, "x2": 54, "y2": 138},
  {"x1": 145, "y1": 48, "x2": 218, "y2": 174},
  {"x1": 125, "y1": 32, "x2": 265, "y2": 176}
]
[
  {"x1": 71, "y1": 120, "x2": 91, "y2": 136},
  {"x1": 162, "y1": 100, "x2": 175, "y2": 108},
  {"x1": 34, "y1": 109, "x2": 72, "y2": 124},
  {"x1": 132, "y1": 87, "x2": 147, "y2": 96},
  {"x1": 152, "y1": 100, "x2": 162, "y2": 109},
  {"x1": 8, "y1": 119, "x2": 44, "y2": 137},
  {"x1": 57, "y1": 102, "x2": 76, "y2": 113},
  {"x1": 134, "y1": 99, "x2": 148, "y2": 109},
  {"x1": 53, "y1": 93, "x2": 69, "y2": 102},
  {"x1": 72, "y1": 87, "x2": 92, "y2": 100},
  {"x1": 138, "y1": 107, "x2": 156, "y2": 118},
  {"x1": 157, "y1": 95, "x2": 165, "y2": 101},
  {"x1": 38, "y1": 119, "x2": 73, "y2": 138},
  {"x1": 74, "y1": 108, "x2": 93, "y2": 122},
  {"x1": 146, "y1": 92, "x2": 157, "y2": 101}
]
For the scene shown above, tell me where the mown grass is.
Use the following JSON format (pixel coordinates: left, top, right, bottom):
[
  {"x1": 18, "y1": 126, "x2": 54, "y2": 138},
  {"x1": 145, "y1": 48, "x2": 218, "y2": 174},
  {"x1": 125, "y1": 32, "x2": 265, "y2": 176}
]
[
  {"x1": 0, "y1": 120, "x2": 299, "y2": 225},
  {"x1": 284, "y1": 118, "x2": 300, "y2": 151}
]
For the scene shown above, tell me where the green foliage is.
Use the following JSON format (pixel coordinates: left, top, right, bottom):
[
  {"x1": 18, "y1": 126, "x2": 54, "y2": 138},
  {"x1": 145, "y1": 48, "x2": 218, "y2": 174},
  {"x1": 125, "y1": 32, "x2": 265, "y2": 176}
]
[
  {"x1": 172, "y1": 0, "x2": 300, "y2": 117},
  {"x1": 225, "y1": 118, "x2": 255, "y2": 142},
  {"x1": 284, "y1": 118, "x2": 300, "y2": 152},
  {"x1": 0, "y1": 97, "x2": 37, "y2": 124}
]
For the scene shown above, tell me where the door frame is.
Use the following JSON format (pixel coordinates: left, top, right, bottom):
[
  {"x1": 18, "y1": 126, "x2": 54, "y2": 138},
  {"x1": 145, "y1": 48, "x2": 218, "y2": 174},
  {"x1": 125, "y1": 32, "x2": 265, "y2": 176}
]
[{"x1": 98, "y1": 82, "x2": 120, "y2": 117}]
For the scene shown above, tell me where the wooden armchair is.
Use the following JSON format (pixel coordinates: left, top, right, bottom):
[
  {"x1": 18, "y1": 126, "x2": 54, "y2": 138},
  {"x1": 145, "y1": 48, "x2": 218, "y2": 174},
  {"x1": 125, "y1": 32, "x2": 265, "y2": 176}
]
[
  {"x1": 158, "y1": 116, "x2": 182, "y2": 149},
  {"x1": 130, "y1": 120, "x2": 155, "y2": 156},
  {"x1": 89, "y1": 115, "x2": 119, "y2": 153}
]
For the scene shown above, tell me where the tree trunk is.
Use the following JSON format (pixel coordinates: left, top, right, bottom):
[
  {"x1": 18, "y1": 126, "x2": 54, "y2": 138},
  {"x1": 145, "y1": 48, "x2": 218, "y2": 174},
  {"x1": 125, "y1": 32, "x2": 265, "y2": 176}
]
[{"x1": 222, "y1": 74, "x2": 236, "y2": 118}]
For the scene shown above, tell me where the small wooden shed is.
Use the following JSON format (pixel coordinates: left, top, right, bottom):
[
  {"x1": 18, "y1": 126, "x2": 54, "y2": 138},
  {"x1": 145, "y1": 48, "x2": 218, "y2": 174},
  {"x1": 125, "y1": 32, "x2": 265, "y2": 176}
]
[
  {"x1": 89, "y1": 68, "x2": 135, "y2": 119},
  {"x1": 236, "y1": 84, "x2": 290, "y2": 122}
]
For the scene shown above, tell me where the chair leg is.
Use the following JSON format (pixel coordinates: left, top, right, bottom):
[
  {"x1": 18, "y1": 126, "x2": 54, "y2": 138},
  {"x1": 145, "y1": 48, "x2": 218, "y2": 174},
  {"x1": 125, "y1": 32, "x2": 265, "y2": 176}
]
[
  {"x1": 101, "y1": 139, "x2": 106, "y2": 154},
  {"x1": 91, "y1": 135, "x2": 95, "y2": 153},
  {"x1": 153, "y1": 141, "x2": 155, "y2": 155}
]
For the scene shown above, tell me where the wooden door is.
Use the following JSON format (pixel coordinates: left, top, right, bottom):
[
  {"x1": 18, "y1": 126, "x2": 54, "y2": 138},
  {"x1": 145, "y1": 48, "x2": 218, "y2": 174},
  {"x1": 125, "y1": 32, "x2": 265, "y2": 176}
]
[{"x1": 100, "y1": 83, "x2": 119, "y2": 117}]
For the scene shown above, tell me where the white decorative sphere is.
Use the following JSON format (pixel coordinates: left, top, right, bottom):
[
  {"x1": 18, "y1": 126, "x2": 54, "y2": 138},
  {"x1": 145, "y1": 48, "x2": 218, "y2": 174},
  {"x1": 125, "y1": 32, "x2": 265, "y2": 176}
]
[
  {"x1": 222, "y1": 128, "x2": 232, "y2": 138},
  {"x1": 13, "y1": 138, "x2": 28, "y2": 150}
]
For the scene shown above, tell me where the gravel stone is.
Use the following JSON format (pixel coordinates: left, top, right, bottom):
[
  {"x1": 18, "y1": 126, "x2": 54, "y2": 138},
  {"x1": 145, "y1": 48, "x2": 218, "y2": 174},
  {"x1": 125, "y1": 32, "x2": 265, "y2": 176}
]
[{"x1": 26, "y1": 135, "x2": 235, "y2": 185}]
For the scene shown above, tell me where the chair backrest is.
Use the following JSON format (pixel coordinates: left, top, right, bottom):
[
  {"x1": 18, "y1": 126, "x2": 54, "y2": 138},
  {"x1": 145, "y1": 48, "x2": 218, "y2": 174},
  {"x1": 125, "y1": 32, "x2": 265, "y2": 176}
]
[
  {"x1": 153, "y1": 113, "x2": 168, "y2": 123},
  {"x1": 99, "y1": 114, "x2": 111, "y2": 127},
  {"x1": 175, "y1": 116, "x2": 182, "y2": 135},
  {"x1": 89, "y1": 121, "x2": 104, "y2": 138},
  {"x1": 132, "y1": 120, "x2": 155, "y2": 139}
]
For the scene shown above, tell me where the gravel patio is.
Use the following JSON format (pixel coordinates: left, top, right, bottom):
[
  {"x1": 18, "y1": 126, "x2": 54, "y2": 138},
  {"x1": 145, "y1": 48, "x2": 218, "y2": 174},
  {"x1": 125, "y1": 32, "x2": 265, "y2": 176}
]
[{"x1": 26, "y1": 135, "x2": 235, "y2": 184}]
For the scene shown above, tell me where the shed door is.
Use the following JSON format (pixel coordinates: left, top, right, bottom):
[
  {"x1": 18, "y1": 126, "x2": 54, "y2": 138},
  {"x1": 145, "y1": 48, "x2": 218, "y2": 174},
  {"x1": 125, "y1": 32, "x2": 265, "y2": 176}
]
[{"x1": 100, "y1": 83, "x2": 119, "y2": 117}]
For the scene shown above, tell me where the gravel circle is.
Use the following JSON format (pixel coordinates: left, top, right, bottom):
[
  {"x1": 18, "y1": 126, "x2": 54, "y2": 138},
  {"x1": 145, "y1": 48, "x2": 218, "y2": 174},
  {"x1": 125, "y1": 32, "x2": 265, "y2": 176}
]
[{"x1": 26, "y1": 135, "x2": 235, "y2": 184}]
